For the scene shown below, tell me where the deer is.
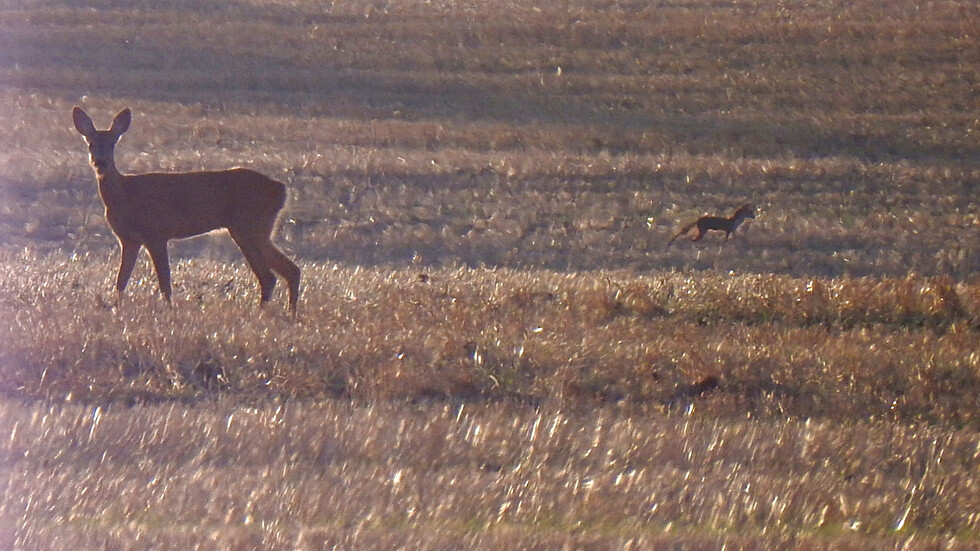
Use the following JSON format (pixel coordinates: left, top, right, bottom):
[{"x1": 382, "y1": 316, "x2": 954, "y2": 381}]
[
  {"x1": 72, "y1": 107, "x2": 300, "y2": 310},
  {"x1": 666, "y1": 204, "x2": 756, "y2": 249}
]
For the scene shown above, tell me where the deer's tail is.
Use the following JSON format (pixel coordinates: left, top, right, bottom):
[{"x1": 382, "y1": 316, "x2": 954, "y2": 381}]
[{"x1": 666, "y1": 221, "x2": 697, "y2": 249}]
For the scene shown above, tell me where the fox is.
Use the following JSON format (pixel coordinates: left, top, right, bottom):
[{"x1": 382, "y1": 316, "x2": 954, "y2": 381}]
[{"x1": 666, "y1": 204, "x2": 756, "y2": 248}]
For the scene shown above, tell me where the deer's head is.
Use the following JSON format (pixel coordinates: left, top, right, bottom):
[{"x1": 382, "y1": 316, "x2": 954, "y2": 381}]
[{"x1": 73, "y1": 107, "x2": 131, "y2": 177}]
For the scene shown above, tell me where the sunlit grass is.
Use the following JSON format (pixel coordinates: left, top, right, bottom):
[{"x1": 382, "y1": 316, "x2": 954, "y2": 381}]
[
  {"x1": 3, "y1": 398, "x2": 979, "y2": 549},
  {"x1": 2, "y1": 253, "x2": 977, "y2": 429}
]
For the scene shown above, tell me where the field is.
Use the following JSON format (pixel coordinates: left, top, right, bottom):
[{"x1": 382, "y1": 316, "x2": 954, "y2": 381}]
[{"x1": 1, "y1": 0, "x2": 979, "y2": 548}]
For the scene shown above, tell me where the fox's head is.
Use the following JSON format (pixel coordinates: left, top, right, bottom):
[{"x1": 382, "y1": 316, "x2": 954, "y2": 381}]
[{"x1": 736, "y1": 204, "x2": 756, "y2": 219}]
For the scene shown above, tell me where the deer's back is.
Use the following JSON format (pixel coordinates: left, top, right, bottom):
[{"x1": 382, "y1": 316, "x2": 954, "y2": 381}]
[{"x1": 117, "y1": 168, "x2": 287, "y2": 241}]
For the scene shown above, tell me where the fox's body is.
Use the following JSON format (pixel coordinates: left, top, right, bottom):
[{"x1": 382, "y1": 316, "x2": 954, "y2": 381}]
[
  {"x1": 666, "y1": 204, "x2": 755, "y2": 248},
  {"x1": 73, "y1": 107, "x2": 300, "y2": 310}
]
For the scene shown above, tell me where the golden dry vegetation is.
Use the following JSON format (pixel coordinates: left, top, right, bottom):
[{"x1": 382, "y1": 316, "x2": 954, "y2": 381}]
[
  {"x1": 1, "y1": 0, "x2": 979, "y2": 548},
  {"x1": 3, "y1": 398, "x2": 979, "y2": 549}
]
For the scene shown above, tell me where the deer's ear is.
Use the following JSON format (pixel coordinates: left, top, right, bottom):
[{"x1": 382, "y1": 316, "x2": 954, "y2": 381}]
[
  {"x1": 109, "y1": 108, "x2": 132, "y2": 139},
  {"x1": 72, "y1": 107, "x2": 96, "y2": 138}
]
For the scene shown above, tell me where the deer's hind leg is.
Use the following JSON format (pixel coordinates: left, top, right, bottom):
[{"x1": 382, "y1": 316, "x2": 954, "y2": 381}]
[
  {"x1": 259, "y1": 240, "x2": 300, "y2": 310},
  {"x1": 229, "y1": 229, "x2": 277, "y2": 305}
]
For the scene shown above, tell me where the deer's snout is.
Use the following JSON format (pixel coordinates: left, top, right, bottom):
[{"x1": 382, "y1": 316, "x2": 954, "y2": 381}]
[{"x1": 90, "y1": 153, "x2": 112, "y2": 174}]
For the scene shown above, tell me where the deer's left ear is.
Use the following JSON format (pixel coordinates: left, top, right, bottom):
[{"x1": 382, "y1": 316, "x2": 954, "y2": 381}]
[
  {"x1": 72, "y1": 107, "x2": 96, "y2": 138},
  {"x1": 109, "y1": 108, "x2": 132, "y2": 139}
]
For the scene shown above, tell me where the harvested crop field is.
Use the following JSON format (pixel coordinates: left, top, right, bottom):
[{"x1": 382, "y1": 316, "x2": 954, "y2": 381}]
[{"x1": 1, "y1": 0, "x2": 978, "y2": 548}]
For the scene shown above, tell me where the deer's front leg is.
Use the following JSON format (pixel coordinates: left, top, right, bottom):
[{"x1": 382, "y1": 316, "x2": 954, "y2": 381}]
[
  {"x1": 145, "y1": 240, "x2": 172, "y2": 302},
  {"x1": 116, "y1": 239, "x2": 141, "y2": 294}
]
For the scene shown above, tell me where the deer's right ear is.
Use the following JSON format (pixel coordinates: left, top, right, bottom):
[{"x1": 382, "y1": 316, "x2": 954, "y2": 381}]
[{"x1": 72, "y1": 107, "x2": 96, "y2": 138}]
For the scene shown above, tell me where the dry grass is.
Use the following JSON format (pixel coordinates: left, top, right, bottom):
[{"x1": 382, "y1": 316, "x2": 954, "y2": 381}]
[
  {"x1": 1, "y1": 257, "x2": 979, "y2": 547},
  {"x1": 2, "y1": 399, "x2": 979, "y2": 549},
  {"x1": 2, "y1": 255, "x2": 979, "y2": 427},
  {"x1": 1, "y1": 0, "x2": 979, "y2": 547}
]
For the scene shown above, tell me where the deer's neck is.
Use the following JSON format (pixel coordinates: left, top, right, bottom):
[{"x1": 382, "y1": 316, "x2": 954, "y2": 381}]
[{"x1": 95, "y1": 168, "x2": 127, "y2": 208}]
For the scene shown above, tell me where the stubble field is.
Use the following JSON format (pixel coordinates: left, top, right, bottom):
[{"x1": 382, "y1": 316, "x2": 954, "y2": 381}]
[{"x1": 1, "y1": 0, "x2": 979, "y2": 548}]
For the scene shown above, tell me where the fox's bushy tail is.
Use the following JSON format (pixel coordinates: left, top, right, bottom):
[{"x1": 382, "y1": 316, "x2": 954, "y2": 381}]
[{"x1": 666, "y1": 221, "x2": 697, "y2": 249}]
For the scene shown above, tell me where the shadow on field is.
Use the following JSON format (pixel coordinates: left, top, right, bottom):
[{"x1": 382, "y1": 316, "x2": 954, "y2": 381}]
[
  {"x1": 21, "y1": 70, "x2": 972, "y2": 163},
  {"x1": 5, "y1": 15, "x2": 977, "y2": 164}
]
